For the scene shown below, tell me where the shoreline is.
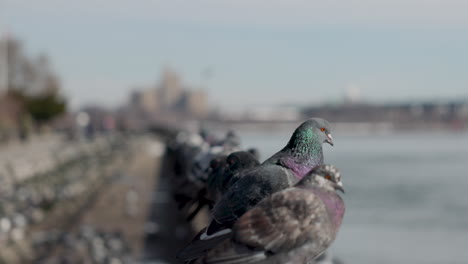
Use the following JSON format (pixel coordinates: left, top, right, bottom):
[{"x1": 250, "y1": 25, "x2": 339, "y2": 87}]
[{"x1": 199, "y1": 120, "x2": 468, "y2": 135}]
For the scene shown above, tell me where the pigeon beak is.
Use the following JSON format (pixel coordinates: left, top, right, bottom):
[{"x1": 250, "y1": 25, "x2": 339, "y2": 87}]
[
  {"x1": 325, "y1": 133, "x2": 334, "y2": 146},
  {"x1": 335, "y1": 182, "x2": 345, "y2": 194}
]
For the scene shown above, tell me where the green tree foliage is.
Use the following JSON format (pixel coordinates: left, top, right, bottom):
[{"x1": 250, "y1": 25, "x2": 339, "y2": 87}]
[
  {"x1": 24, "y1": 92, "x2": 67, "y2": 123},
  {"x1": 1, "y1": 37, "x2": 67, "y2": 124}
]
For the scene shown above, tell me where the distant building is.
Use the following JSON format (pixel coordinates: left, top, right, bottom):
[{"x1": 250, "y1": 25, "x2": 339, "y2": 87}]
[
  {"x1": 158, "y1": 68, "x2": 183, "y2": 111},
  {"x1": 177, "y1": 90, "x2": 208, "y2": 117},
  {"x1": 301, "y1": 100, "x2": 468, "y2": 129},
  {"x1": 344, "y1": 84, "x2": 361, "y2": 104},
  {"x1": 130, "y1": 88, "x2": 159, "y2": 114},
  {"x1": 243, "y1": 106, "x2": 301, "y2": 121},
  {"x1": 459, "y1": 102, "x2": 468, "y2": 119},
  {"x1": 129, "y1": 68, "x2": 208, "y2": 118}
]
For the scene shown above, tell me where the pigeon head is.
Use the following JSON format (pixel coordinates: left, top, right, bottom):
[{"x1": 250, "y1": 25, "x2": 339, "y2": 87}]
[
  {"x1": 226, "y1": 151, "x2": 259, "y2": 171},
  {"x1": 292, "y1": 118, "x2": 332, "y2": 155},
  {"x1": 247, "y1": 148, "x2": 260, "y2": 160},
  {"x1": 226, "y1": 130, "x2": 237, "y2": 138},
  {"x1": 286, "y1": 118, "x2": 333, "y2": 151},
  {"x1": 302, "y1": 118, "x2": 333, "y2": 145},
  {"x1": 297, "y1": 164, "x2": 344, "y2": 193},
  {"x1": 224, "y1": 130, "x2": 241, "y2": 147},
  {"x1": 207, "y1": 155, "x2": 228, "y2": 178},
  {"x1": 210, "y1": 156, "x2": 227, "y2": 170}
]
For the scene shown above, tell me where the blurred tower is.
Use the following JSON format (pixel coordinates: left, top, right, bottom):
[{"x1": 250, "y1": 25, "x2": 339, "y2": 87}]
[
  {"x1": 178, "y1": 89, "x2": 208, "y2": 117},
  {"x1": 130, "y1": 88, "x2": 159, "y2": 113},
  {"x1": 158, "y1": 68, "x2": 182, "y2": 111},
  {"x1": 128, "y1": 68, "x2": 209, "y2": 119},
  {"x1": 344, "y1": 84, "x2": 361, "y2": 104}
]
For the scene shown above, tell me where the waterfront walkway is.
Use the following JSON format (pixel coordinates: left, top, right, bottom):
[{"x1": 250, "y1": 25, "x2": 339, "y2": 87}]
[{"x1": 0, "y1": 134, "x2": 195, "y2": 264}]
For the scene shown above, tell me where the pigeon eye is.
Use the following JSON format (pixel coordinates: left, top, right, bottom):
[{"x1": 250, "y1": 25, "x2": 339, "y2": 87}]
[
  {"x1": 325, "y1": 175, "x2": 332, "y2": 180},
  {"x1": 320, "y1": 127, "x2": 326, "y2": 132}
]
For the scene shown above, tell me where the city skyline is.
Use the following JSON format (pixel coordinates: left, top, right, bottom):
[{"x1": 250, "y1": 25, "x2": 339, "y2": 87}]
[
  {"x1": 130, "y1": 68, "x2": 208, "y2": 118},
  {"x1": 2, "y1": 1, "x2": 468, "y2": 110}
]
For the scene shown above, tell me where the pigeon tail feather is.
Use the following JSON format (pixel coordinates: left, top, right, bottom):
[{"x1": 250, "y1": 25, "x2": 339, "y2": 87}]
[{"x1": 177, "y1": 227, "x2": 232, "y2": 261}]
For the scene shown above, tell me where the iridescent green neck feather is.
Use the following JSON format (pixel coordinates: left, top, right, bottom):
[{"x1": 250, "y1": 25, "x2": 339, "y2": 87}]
[
  {"x1": 284, "y1": 127, "x2": 324, "y2": 166},
  {"x1": 263, "y1": 126, "x2": 324, "y2": 179}
]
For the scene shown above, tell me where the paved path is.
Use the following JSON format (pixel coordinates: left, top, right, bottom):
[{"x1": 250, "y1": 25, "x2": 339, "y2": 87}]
[
  {"x1": 1, "y1": 134, "x2": 202, "y2": 264},
  {"x1": 76, "y1": 137, "x2": 166, "y2": 259}
]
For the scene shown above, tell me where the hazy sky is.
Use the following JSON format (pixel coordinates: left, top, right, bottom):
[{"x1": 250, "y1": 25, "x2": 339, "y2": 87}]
[{"x1": 2, "y1": 0, "x2": 468, "y2": 110}]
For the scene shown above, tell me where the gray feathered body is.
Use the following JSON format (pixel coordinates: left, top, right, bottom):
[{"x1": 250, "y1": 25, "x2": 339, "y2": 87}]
[
  {"x1": 206, "y1": 151, "x2": 260, "y2": 204},
  {"x1": 211, "y1": 165, "x2": 298, "y2": 227},
  {"x1": 199, "y1": 186, "x2": 345, "y2": 264},
  {"x1": 177, "y1": 165, "x2": 297, "y2": 262}
]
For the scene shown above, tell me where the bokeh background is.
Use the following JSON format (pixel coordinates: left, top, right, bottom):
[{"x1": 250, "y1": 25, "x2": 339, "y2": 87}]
[{"x1": 1, "y1": 1, "x2": 468, "y2": 263}]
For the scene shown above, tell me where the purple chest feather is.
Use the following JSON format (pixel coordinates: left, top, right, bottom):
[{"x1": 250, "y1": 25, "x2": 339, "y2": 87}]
[
  {"x1": 280, "y1": 158, "x2": 316, "y2": 180},
  {"x1": 312, "y1": 188, "x2": 345, "y2": 229}
]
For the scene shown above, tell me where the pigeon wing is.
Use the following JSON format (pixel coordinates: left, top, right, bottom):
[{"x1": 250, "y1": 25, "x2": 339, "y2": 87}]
[
  {"x1": 232, "y1": 188, "x2": 330, "y2": 254},
  {"x1": 211, "y1": 165, "x2": 294, "y2": 227},
  {"x1": 177, "y1": 227, "x2": 232, "y2": 261}
]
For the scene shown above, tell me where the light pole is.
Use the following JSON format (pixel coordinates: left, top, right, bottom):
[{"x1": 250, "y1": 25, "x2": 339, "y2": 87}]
[{"x1": 0, "y1": 31, "x2": 8, "y2": 92}]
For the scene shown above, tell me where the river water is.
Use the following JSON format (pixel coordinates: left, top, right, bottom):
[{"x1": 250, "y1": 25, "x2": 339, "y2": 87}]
[{"x1": 235, "y1": 127, "x2": 468, "y2": 264}]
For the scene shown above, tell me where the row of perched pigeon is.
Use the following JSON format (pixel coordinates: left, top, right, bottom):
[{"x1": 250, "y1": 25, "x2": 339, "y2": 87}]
[{"x1": 167, "y1": 118, "x2": 346, "y2": 264}]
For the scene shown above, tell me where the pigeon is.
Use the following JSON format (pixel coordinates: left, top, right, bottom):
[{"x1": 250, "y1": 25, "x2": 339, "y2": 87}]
[
  {"x1": 207, "y1": 151, "x2": 261, "y2": 202},
  {"x1": 246, "y1": 148, "x2": 260, "y2": 161},
  {"x1": 263, "y1": 118, "x2": 333, "y2": 176},
  {"x1": 195, "y1": 164, "x2": 345, "y2": 264},
  {"x1": 177, "y1": 118, "x2": 334, "y2": 261},
  {"x1": 172, "y1": 129, "x2": 242, "y2": 212},
  {"x1": 187, "y1": 151, "x2": 260, "y2": 222},
  {"x1": 215, "y1": 130, "x2": 241, "y2": 149},
  {"x1": 204, "y1": 155, "x2": 229, "y2": 203}
]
